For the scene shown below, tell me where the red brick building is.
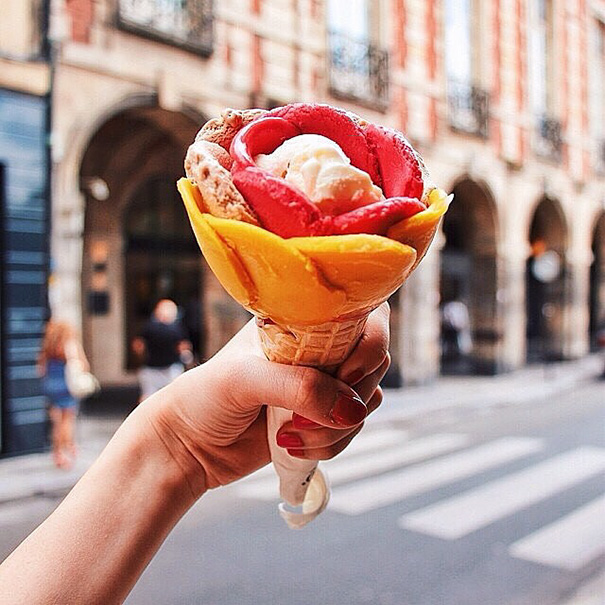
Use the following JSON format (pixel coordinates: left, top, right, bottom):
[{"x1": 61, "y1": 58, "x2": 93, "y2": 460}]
[{"x1": 2, "y1": 1, "x2": 604, "y2": 413}]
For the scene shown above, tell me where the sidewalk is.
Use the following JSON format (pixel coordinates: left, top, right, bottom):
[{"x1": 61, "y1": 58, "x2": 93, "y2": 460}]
[
  {"x1": 0, "y1": 414, "x2": 122, "y2": 504},
  {"x1": 1, "y1": 354, "x2": 603, "y2": 506},
  {"x1": 376, "y1": 353, "x2": 604, "y2": 424}
]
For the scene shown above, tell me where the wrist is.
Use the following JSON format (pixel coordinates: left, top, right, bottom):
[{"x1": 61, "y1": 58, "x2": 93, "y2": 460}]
[{"x1": 130, "y1": 394, "x2": 209, "y2": 502}]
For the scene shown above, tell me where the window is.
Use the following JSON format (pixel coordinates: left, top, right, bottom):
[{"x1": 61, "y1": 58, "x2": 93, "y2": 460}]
[
  {"x1": 590, "y1": 20, "x2": 605, "y2": 171},
  {"x1": 444, "y1": 0, "x2": 489, "y2": 137},
  {"x1": 327, "y1": 0, "x2": 388, "y2": 108},
  {"x1": 445, "y1": 0, "x2": 472, "y2": 86},
  {"x1": 117, "y1": 0, "x2": 213, "y2": 56},
  {"x1": 529, "y1": 0, "x2": 553, "y2": 115},
  {"x1": 528, "y1": 0, "x2": 561, "y2": 159}
]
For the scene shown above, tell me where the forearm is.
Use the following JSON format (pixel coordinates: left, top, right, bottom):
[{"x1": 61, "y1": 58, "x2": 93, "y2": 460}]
[{"x1": 0, "y1": 396, "x2": 206, "y2": 605}]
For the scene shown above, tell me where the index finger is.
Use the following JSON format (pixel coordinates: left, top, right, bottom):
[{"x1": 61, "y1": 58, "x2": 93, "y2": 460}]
[{"x1": 337, "y1": 302, "x2": 390, "y2": 386}]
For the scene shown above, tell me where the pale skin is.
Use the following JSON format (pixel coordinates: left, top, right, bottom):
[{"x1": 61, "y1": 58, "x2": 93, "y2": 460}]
[{"x1": 0, "y1": 303, "x2": 391, "y2": 605}]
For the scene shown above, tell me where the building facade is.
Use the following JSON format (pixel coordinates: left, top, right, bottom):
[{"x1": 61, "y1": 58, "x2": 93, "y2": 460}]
[{"x1": 1, "y1": 0, "x2": 604, "y2": 452}]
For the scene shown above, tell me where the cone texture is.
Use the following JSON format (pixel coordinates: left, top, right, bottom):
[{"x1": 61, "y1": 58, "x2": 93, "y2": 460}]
[{"x1": 257, "y1": 316, "x2": 368, "y2": 372}]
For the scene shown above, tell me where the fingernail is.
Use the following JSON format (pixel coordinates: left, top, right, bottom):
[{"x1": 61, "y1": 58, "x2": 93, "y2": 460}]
[
  {"x1": 292, "y1": 414, "x2": 322, "y2": 429},
  {"x1": 276, "y1": 432, "x2": 305, "y2": 448},
  {"x1": 287, "y1": 449, "x2": 305, "y2": 458},
  {"x1": 330, "y1": 391, "x2": 367, "y2": 426},
  {"x1": 342, "y1": 368, "x2": 365, "y2": 385}
]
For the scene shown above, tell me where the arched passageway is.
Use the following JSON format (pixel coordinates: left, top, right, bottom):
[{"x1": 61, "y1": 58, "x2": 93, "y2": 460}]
[
  {"x1": 589, "y1": 212, "x2": 605, "y2": 350},
  {"x1": 440, "y1": 178, "x2": 499, "y2": 374},
  {"x1": 123, "y1": 176, "x2": 203, "y2": 367},
  {"x1": 525, "y1": 197, "x2": 568, "y2": 362},
  {"x1": 80, "y1": 104, "x2": 202, "y2": 382}
]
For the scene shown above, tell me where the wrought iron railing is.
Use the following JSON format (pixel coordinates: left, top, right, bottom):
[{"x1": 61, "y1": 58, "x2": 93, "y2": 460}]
[
  {"x1": 328, "y1": 31, "x2": 389, "y2": 109},
  {"x1": 535, "y1": 115, "x2": 563, "y2": 161},
  {"x1": 117, "y1": 0, "x2": 213, "y2": 56},
  {"x1": 447, "y1": 80, "x2": 490, "y2": 138}
]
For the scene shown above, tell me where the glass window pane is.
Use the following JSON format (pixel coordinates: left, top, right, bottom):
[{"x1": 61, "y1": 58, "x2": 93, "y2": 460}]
[
  {"x1": 327, "y1": 0, "x2": 368, "y2": 39},
  {"x1": 445, "y1": 0, "x2": 472, "y2": 84},
  {"x1": 529, "y1": 1, "x2": 548, "y2": 114}
]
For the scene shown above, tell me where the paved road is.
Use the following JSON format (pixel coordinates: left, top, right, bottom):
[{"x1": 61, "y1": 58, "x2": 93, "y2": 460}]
[{"x1": 1, "y1": 379, "x2": 603, "y2": 604}]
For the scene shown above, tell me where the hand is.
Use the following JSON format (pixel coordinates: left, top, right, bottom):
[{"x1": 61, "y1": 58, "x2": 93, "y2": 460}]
[{"x1": 142, "y1": 302, "x2": 391, "y2": 496}]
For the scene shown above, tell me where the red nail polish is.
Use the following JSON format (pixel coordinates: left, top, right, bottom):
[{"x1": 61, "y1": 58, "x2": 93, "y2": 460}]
[
  {"x1": 292, "y1": 414, "x2": 322, "y2": 429},
  {"x1": 276, "y1": 432, "x2": 305, "y2": 448},
  {"x1": 343, "y1": 368, "x2": 365, "y2": 385},
  {"x1": 330, "y1": 392, "x2": 367, "y2": 426},
  {"x1": 287, "y1": 449, "x2": 305, "y2": 457}
]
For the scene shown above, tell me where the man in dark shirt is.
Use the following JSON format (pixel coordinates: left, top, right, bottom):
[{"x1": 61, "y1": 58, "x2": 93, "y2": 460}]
[{"x1": 132, "y1": 299, "x2": 192, "y2": 402}]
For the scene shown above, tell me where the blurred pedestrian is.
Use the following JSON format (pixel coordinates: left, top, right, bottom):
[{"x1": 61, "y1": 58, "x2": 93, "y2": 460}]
[
  {"x1": 441, "y1": 299, "x2": 472, "y2": 359},
  {"x1": 38, "y1": 320, "x2": 90, "y2": 469},
  {"x1": 132, "y1": 298, "x2": 193, "y2": 402}
]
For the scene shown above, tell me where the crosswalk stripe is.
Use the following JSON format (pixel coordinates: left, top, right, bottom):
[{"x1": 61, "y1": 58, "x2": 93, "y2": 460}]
[
  {"x1": 398, "y1": 447, "x2": 605, "y2": 539},
  {"x1": 509, "y1": 494, "x2": 605, "y2": 571},
  {"x1": 235, "y1": 433, "x2": 469, "y2": 500},
  {"x1": 323, "y1": 433, "x2": 470, "y2": 485},
  {"x1": 331, "y1": 427, "x2": 410, "y2": 460},
  {"x1": 328, "y1": 437, "x2": 543, "y2": 515}
]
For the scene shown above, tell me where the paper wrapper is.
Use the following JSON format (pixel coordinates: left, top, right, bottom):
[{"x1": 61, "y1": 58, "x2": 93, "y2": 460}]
[
  {"x1": 178, "y1": 178, "x2": 450, "y2": 527},
  {"x1": 260, "y1": 316, "x2": 367, "y2": 527}
]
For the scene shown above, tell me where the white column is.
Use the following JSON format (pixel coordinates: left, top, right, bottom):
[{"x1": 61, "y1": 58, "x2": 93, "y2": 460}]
[{"x1": 399, "y1": 247, "x2": 441, "y2": 385}]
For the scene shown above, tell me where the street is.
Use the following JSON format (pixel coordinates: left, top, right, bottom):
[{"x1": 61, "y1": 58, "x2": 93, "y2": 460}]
[{"x1": 1, "y1": 378, "x2": 603, "y2": 605}]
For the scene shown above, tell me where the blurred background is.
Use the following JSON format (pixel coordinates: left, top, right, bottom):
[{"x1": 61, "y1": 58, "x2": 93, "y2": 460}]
[
  {"x1": 3, "y1": 0, "x2": 603, "y2": 455},
  {"x1": 1, "y1": 3, "x2": 605, "y2": 604}
]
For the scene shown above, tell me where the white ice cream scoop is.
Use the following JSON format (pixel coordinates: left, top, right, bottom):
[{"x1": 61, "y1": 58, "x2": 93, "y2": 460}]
[{"x1": 255, "y1": 134, "x2": 383, "y2": 216}]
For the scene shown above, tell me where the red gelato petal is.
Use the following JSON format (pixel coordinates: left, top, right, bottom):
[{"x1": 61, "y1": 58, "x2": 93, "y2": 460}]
[
  {"x1": 364, "y1": 124, "x2": 424, "y2": 199},
  {"x1": 230, "y1": 117, "x2": 301, "y2": 169},
  {"x1": 330, "y1": 197, "x2": 426, "y2": 236},
  {"x1": 266, "y1": 103, "x2": 382, "y2": 188},
  {"x1": 232, "y1": 166, "x2": 328, "y2": 238}
]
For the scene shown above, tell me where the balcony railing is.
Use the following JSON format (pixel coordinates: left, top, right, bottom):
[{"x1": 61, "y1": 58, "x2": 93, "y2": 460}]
[
  {"x1": 535, "y1": 115, "x2": 563, "y2": 161},
  {"x1": 117, "y1": 0, "x2": 213, "y2": 56},
  {"x1": 328, "y1": 31, "x2": 389, "y2": 109},
  {"x1": 447, "y1": 80, "x2": 490, "y2": 138}
]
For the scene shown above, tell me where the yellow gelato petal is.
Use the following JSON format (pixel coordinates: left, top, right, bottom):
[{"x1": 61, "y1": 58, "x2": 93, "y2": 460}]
[
  {"x1": 290, "y1": 234, "x2": 416, "y2": 316},
  {"x1": 178, "y1": 178, "x2": 254, "y2": 306},
  {"x1": 178, "y1": 178, "x2": 447, "y2": 325},
  {"x1": 387, "y1": 188, "x2": 452, "y2": 268}
]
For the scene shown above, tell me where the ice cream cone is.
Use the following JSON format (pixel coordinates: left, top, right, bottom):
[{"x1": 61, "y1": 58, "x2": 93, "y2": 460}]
[
  {"x1": 177, "y1": 104, "x2": 451, "y2": 527},
  {"x1": 256, "y1": 316, "x2": 368, "y2": 372}
]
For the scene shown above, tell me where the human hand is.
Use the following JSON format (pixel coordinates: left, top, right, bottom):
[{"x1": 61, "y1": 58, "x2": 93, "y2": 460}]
[{"x1": 142, "y1": 302, "x2": 391, "y2": 496}]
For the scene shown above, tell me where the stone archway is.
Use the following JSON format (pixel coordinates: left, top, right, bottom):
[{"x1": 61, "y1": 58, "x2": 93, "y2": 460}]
[
  {"x1": 440, "y1": 177, "x2": 499, "y2": 374},
  {"x1": 589, "y1": 212, "x2": 605, "y2": 350},
  {"x1": 79, "y1": 104, "x2": 202, "y2": 384},
  {"x1": 525, "y1": 196, "x2": 568, "y2": 362}
]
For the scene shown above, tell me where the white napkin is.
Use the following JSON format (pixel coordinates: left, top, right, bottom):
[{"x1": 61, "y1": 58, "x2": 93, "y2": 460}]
[{"x1": 267, "y1": 406, "x2": 330, "y2": 529}]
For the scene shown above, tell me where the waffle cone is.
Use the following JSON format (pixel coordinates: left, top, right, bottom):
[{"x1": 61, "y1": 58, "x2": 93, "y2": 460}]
[{"x1": 256, "y1": 315, "x2": 369, "y2": 373}]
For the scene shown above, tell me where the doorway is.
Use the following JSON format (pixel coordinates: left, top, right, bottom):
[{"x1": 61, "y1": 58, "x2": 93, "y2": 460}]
[
  {"x1": 124, "y1": 176, "x2": 203, "y2": 369},
  {"x1": 526, "y1": 197, "x2": 568, "y2": 362},
  {"x1": 589, "y1": 212, "x2": 605, "y2": 351},
  {"x1": 440, "y1": 178, "x2": 499, "y2": 374}
]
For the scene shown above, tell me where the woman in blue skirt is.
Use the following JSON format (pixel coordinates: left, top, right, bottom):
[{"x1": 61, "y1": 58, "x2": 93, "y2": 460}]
[{"x1": 39, "y1": 320, "x2": 90, "y2": 468}]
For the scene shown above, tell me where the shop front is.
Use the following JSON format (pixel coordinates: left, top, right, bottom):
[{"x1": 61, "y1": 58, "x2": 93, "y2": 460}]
[{"x1": 0, "y1": 89, "x2": 50, "y2": 456}]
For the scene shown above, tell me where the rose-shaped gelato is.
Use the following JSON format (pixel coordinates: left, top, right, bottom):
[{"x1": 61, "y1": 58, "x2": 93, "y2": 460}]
[{"x1": 180, "y1": 103, "x2": 450, "y2": 328}]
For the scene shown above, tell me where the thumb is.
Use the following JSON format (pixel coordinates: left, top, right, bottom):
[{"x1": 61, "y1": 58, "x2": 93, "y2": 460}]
[{"x1": 216, "y1": 355, "x2": 368, "y2": 429}]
